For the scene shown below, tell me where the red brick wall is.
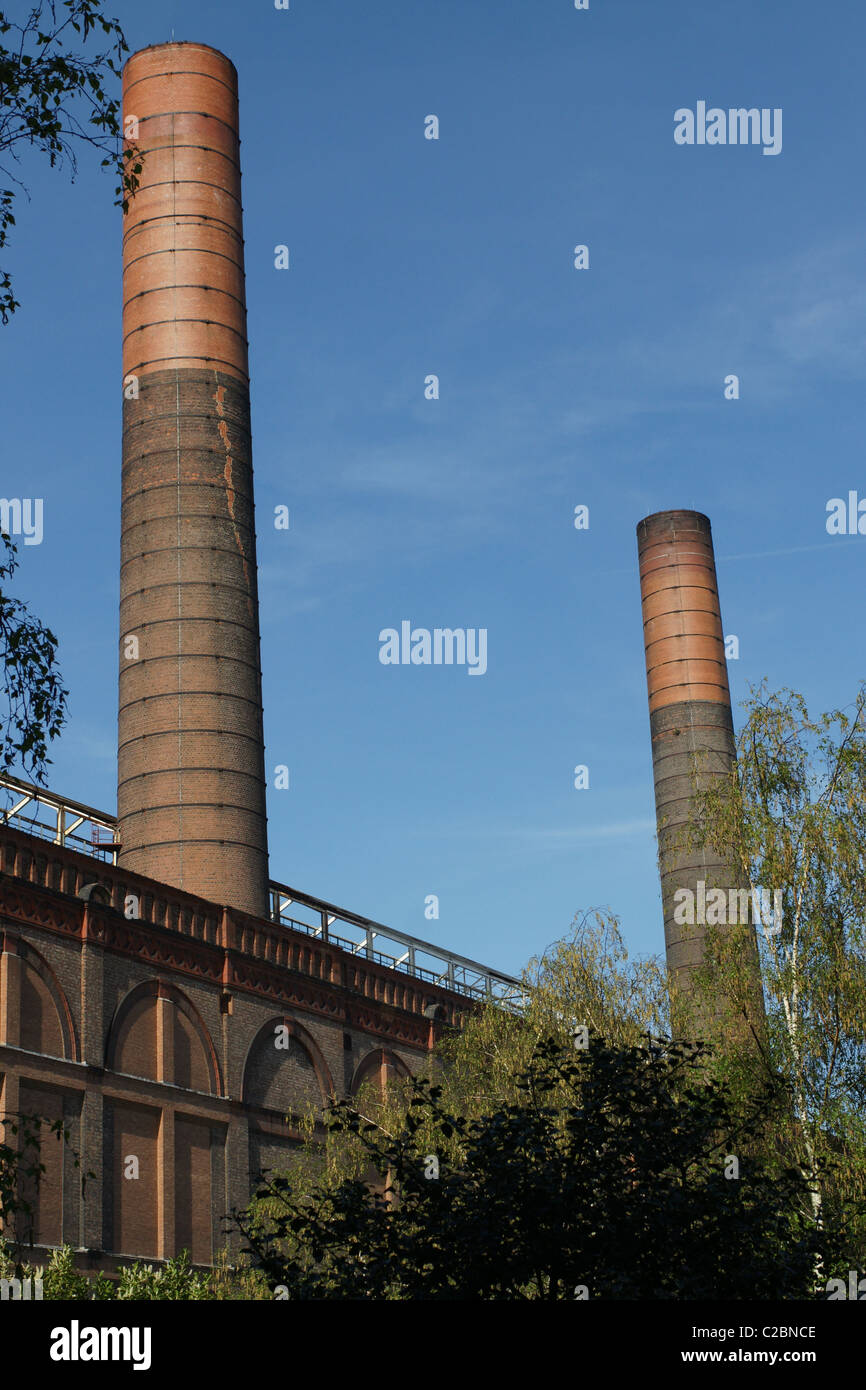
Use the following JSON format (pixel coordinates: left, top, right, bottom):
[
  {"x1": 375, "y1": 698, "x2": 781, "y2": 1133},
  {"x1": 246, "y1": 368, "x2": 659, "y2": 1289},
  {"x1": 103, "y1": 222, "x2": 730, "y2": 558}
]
[
  {"x1": 110, "y1": 1101, "x2": 160, "y2": 1257},
  {"x1": 17, "y1": 1082, "x2": 64, "y2": 1248},
  {"x1": 19, "y1": 966, "x2": 64, "y2": 1058},
  {"x1": 173, "y1": 1004, "x2": 212, "y2": 1092},
  {"x1": 113, "y1": 995, "x2": 158, "y2": 1081},
  {"x1": 0, "y1": 838, "x2": 467, "y2": 1266},
  {"x1": 244, "y1": 1027, "x2": 324, "y2": 1115},
  {"x1": 175, "y1": 1117, "x2": 214, "y2": 1265}
]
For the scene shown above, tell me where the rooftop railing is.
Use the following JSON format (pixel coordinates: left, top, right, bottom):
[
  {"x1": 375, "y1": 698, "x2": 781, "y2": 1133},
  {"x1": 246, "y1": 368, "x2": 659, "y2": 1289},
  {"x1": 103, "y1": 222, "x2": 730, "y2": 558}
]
[
  {"x1": 269, "y1": 881, "x2": 525, "y2": 1009},
  {"x1": 0, "y1": 772, "x2": 120, "y2": 862},
  {"x1": 0, "y1": 772, "x2": 525, "y2": 1009}
]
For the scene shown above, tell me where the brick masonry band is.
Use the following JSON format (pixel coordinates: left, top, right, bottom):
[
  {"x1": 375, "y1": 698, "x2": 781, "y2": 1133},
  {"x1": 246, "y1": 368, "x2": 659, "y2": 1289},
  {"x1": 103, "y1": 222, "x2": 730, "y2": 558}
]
[
  {"x1": 118, "y1": 44, "x2": 269, "y2": 917},
  {"x1": 637, "y1": 509, "x2": 732, "y2": 712},
  {"x1": 121, "y1": 43, "x2": 248, "y2": 382}
]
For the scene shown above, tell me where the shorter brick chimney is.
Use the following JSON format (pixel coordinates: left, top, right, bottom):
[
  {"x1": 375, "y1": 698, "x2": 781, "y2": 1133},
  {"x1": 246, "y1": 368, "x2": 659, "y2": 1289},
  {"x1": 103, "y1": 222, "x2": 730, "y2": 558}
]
[{"x1": 637, "y1": 509, "x2": 762, "y2": 1033}]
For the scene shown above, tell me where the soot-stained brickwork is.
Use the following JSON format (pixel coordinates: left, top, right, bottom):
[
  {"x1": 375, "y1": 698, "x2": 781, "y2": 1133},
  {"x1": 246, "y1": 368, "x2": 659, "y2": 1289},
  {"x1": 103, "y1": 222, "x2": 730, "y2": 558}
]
[{"x1": 119, "y1": 366, "x2": 269, "y2": 918}]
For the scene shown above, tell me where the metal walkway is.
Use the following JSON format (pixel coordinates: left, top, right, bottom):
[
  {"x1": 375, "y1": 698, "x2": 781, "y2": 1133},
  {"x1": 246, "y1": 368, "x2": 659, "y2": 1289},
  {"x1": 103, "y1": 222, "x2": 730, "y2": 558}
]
[{"x1": 0, "y1": 772, "x2": 524, "y2": 1009}]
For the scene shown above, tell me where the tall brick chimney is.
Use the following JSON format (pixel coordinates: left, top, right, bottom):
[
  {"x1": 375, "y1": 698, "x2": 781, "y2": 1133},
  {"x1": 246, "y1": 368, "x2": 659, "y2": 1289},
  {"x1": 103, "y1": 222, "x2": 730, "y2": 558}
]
[
  {"x1": 118, "y1": 42, "x2": 269, "y2": 918},
  {"x1": 637, "y1": 510, "x2": 755, "y2": 1020}
]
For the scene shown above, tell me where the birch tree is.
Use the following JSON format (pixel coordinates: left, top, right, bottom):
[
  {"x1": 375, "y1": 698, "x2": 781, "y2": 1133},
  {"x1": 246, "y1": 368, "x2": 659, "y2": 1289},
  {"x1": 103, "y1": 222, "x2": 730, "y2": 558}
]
[{"x1": 687, "y1": 682, "x2": 866, "y2": 1250}]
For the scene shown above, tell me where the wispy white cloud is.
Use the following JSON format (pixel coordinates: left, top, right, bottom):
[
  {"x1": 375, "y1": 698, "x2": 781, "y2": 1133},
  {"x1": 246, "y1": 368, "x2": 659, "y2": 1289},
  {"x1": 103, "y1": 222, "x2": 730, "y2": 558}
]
[
  {"x1": 499, "y1": 818, "x2": 657, "y2": 843},
  {"x1": 256, "y1": 236, "x2": 866, "y2": 611},
  {"x1": 717, "y1": 538, "x2": 863, "y2": 563},
  {"x1": 559, "y1": 235, "x2": 866, "y2": 414},
  {"x1": 423, "y1": 818, "x2": 657, "y2": 844},
  {"x1": 766, "y1": 241, "x2": 866, "y2": 377}
]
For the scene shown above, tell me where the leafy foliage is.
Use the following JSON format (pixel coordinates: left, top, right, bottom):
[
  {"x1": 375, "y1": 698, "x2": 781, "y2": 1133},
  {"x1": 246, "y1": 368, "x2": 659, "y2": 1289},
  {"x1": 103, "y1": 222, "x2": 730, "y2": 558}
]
[
  {"x1": 0, "y1": 1242, "x2": 230, "y2": 1298},
  {"x1": 3, "y1": 1242, "x2": 116, "y2": 1298},
  {"x1": 112, "y1": 1250, "x2": 213, "y2": 1300},
  {"x1": 235, "y1": 1036, "x2": 852, "y2": 1300},
  {"x1": 0, "y1": 531, "x2": 67, "y2": 779},
  {"x1": 0, "y1": 0, "x2": 140, "y2": 321},
  {"x1": 0, "y1": 1108, "x2": 86, "y2": 1259},
  {"x1": 686, "y1": 682, "x2": 866, "y2": 1246},
  {"x1": 236, "y1": 910, "x2": 671, "y2": 1224}
]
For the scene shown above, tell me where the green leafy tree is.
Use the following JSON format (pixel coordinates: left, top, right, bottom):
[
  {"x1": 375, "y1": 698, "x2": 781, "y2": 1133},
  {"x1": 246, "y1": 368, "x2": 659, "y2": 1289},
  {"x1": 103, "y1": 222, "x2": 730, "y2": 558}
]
[
  {"x1": 239, "y1": 910, "x2": 670, "y2": 1221},
  {"x1": 0, "y1": 0, "x2": 140, "y2": 322},
  {"x1": 686, "y1": 682, "x2": 866, "y2": 1248},
  {"x1": 36, "y1": 1244, "x2": 115, "y2": 1298},
  {"x1": 113, "y1": 1251, "x2": 212, "y2": 1300},
  {"x1": 235, "y1": 1037, "x2": 850, "y2": 1300},
  {"x1": 205, "y1": 1247, "x2": 272, "y2": 1300},
  {"x1": 0, "y1": 1243, "x2": 227, "y2": 1298},
  {"x1": 0, "y1": 532, "x2": 67, "y2": 781}
]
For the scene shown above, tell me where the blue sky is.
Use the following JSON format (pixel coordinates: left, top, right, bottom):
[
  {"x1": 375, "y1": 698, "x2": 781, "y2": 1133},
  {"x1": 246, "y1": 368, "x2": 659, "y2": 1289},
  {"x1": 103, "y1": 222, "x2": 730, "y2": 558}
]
[{"x1": 1, "y1": 0, "x2": 864, "y2": 980}]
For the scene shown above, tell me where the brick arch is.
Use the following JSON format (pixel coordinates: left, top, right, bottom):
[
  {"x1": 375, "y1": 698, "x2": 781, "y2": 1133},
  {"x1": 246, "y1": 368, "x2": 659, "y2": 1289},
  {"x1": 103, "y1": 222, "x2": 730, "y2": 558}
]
[
  {"x1": 351, "y1": 1046, "x2": 411, "y2": 1096},
  {"x1": 1, "y1": 931, "x2": 78, "y2": 1061},
  {"x1": 105, "y1": 979, "x2": 221, "y2": 1095},
  {"x1": 242, "y1": 1016, "x2": 334, "y2": 1115}
]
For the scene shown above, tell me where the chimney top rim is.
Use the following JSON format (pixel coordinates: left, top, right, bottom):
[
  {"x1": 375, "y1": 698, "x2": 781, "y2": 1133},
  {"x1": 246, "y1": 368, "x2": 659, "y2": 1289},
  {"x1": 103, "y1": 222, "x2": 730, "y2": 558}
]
[
  {"x1": 123, "y1": 41, "x2": 237, "y2": 78},
  {"x1": 636, "y1": 509, "x2": 712, "y2": 535}
]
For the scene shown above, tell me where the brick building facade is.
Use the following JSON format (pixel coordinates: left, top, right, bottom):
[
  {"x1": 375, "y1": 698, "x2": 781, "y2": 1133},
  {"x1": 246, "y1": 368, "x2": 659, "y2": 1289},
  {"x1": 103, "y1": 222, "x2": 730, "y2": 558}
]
[{"x1": 0, "y1": 822, "x2": 466, "y2": 1270}]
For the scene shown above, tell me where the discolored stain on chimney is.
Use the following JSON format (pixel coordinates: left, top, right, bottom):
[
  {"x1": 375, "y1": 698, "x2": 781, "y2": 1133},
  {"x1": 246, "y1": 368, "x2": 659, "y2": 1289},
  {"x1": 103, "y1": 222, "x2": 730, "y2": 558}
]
[{"x1": 213, "y1": 381, "x2": 255, "y2": 622}]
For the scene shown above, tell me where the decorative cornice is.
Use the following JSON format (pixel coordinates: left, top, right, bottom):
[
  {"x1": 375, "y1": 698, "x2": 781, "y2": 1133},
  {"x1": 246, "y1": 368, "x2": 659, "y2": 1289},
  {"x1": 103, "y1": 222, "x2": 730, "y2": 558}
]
[
  {"x1": 0, "y1": 868, "x2": 459, "y2": 1049},
  {"x1": 87, "y1": 907, "x2": 224, "y2": 985},
  {"x1": 0, "y1": 880, "x2": 81, "y2": 937},
  {"x1": 227, "y1": 954, "x2": 431, "y2": 1048}
]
